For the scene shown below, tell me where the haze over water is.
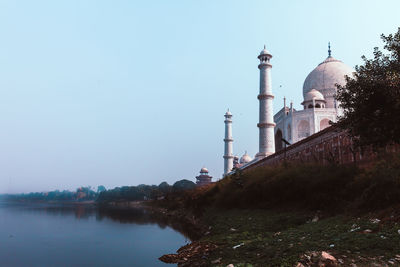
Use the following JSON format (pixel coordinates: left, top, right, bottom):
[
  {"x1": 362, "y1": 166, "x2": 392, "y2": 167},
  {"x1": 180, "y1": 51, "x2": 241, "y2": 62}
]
[{"x1": 0, "y1": 202, "x2": 188, "y2": 267}]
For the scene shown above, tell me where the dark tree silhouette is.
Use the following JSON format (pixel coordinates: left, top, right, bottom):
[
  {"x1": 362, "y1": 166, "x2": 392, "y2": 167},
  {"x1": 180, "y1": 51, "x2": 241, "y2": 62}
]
[
  {"x1": 336, "y1": 27, "x2": 400, "y2": 148},
  {"x1": 97, "y1": 185, "x2": 106, "y2": 193}
]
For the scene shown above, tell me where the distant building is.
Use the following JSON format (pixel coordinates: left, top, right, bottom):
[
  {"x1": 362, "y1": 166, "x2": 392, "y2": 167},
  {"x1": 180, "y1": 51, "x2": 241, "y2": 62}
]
[
  {"x1": 196, "y1": 167, "x2": 213, "y2": 186},
  {"x1": 233, "y1": 152, "x2": 253, "y2": 169}
]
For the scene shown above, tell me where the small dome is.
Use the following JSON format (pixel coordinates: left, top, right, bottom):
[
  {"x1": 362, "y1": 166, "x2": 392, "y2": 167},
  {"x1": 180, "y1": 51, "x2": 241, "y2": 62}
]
[
  {"x1": 200, "y1": 167, "x2": 209, "y2": 173},
  {"x1": 259, "y1": 45, "x2": 271, "y2": 56},
  {"x1": 225, "y1": 110, "x2": 232, "y2": 116},
  {"x1": 240, "y1": 152, "x2": 252, "y2": 164},
  {"x1": 304, "y1": 89, "x2": 325, "y2": 102}
]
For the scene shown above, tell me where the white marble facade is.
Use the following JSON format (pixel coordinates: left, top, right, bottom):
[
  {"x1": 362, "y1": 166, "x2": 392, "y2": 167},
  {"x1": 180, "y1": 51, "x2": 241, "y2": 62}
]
[{"x1": 273, "y1": 49, "x2": 354, "y2": 151}]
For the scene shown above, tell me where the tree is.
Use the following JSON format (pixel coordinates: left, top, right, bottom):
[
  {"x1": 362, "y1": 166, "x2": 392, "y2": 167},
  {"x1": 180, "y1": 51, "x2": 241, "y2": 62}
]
[
  {"x1": 336, "y1": 27, "x2": 400, "y2": 148},
  {"x1": 97, "y1": 185, "x2": 106, "y2": 193},
  {"x1": 172, "y1": 179, "x2": 196, "y2": 191},
  {"x1": 158, "y1": 181, "x2": 171, "y2": 193}
]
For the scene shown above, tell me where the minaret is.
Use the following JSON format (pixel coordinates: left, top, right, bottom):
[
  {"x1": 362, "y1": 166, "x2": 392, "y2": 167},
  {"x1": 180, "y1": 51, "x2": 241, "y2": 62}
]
[
  {"x1": 256, "y1": 45, "x2": 275, "y2": 158},
  {"x1": 223, "y1": 110, "x2": 234, "y2": 175}
]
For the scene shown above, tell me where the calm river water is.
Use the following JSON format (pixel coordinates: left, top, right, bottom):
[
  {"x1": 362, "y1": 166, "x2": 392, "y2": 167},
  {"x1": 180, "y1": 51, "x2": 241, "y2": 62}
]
[{"x1": 0, "y1": 202, "x2": 190, "y2": 267}]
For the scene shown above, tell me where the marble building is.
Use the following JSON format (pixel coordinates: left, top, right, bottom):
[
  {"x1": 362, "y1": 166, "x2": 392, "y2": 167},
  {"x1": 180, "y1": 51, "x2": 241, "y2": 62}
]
[
  {"x1": 223, "y1": 44, "x2": 354, "y2": 175},
  {"x1": 273, "y1": 44, "x2": 354, "y2": 151}
]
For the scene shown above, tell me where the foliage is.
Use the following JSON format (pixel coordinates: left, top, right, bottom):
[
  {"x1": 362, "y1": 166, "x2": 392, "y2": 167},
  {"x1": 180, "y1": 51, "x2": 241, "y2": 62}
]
[
  {"x1": 336, "y1": 27, "x2": 400, "y2": 148},
  {"x1": 166, "y1": 154, "x2": 400, "y2": 214},
  {"x1": 97, "y1": 185, "x2": 158, "y2": 203},
  {"x1": 3, "y1": 179, "x2": 196, "y2": 204},
  {"x1": 96, "y1": 179, "x2": 195, "y2": 203},
  {"x1": 158, "y1": 181, "x2": 172, "y2": 194},
  {"x1": 172, "y1": 179, "x2": 196, "y2": 191},
  {"x1": 97, "y1": 185, "x2": 106, "y2": 193},
  {"x1": 4, "y1": 186, "x2": 98, "y2": 202},
  {"x1": 76, "y1": 186, "x2": 97, "y2": 200},
  {"x1": 355, "y1": 153, "x2": 400, "y2": 210}
]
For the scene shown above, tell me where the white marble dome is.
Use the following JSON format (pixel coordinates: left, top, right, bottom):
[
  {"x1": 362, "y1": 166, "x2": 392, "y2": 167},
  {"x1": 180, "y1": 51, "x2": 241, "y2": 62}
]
[
  {"x1": 304, "y1": 89, "x2": 325, "y2": 102},
  {"x1": 303, "y1": 56, "x2": 354, "y2": 107},
  {"x1": 239, "y1": 152, "x2": 252, "y2": 164},
  {"x1": 259, "y1": 45, "x2": 271, "y2": 56}
]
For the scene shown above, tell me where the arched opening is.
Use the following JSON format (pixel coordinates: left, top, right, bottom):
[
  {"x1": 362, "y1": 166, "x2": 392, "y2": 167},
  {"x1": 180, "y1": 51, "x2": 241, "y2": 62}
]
[
  {"x1": 308, "y1": 104, "x2": 313, "y2": 109},
  {"x1": 298, "y1": 120, "x2": 310, "y2": 139},
  {"x1": 320, "y1": 118, "x2": 331, "y2": 131},
  {"x1": 315, "y1": 103, "x2": 321, "y2": 108},
  {"x1": 275, "y1": 129, "x2": 283, "y2": 152}
]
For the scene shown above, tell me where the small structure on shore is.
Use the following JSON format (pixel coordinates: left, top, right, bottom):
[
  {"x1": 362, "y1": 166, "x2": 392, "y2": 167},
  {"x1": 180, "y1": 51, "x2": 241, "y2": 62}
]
[{"x1": 196, "y1": 167, "x2": 212, "y2": 186}]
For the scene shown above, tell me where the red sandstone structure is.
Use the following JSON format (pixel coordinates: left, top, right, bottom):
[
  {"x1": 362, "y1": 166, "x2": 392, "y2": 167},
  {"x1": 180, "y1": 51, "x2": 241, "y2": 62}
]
[
  {"x1": 241, "y1": 126, "x2": 399, "y2": 172},
  {"x1": 196, "y1": 167, "x2": 213, "y2": 186}
]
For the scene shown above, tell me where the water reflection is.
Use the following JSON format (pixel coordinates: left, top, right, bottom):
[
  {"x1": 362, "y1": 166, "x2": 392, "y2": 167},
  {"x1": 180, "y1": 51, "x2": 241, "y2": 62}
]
[
  {"x1": 1, "y1": 202, "x2": 198, "y2": 240},
  {"x1": 0, "y1": 201, "x2": 190, "y2": 267},
  {"x1": 97, "y1": 206, "x2": 200, "y2": 240}
]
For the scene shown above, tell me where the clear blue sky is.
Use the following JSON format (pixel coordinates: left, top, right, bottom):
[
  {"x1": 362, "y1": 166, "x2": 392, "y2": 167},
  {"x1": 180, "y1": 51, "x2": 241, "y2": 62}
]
[{"x1": 0, "y1": 0, "x2": 399, "y2": 193}]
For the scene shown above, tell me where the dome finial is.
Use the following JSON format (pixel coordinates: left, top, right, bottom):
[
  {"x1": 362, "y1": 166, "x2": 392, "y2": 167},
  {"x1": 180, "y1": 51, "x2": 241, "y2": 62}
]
[
  {"x1": 328, "y1": 42, "x2": 332, "y2": 57},
  {"x1": 264, "y1": 44, "x2": 266, "y2": 49}
]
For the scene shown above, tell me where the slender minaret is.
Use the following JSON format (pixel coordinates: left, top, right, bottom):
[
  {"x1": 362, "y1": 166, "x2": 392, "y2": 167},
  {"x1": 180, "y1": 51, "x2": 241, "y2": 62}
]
[
  {"x1": 223, "y1": 110, "x2": 234, "y2": 175},
  {"x1": 256, "y1": 45, "x2": 275, "y2": 158}
]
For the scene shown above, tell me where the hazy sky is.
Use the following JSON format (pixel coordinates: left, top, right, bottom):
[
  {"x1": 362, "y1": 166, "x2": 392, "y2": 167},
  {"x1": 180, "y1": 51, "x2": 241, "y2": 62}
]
[{"x1": 0, "y1": 0, "x2": 399, "y2": 193}]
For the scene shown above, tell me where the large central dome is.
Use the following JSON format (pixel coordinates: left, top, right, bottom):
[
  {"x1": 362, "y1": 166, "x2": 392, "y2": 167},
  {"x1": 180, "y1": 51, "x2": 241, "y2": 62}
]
[{"x1": 303, "y1": 56, "x2": 354, "y2": 108}]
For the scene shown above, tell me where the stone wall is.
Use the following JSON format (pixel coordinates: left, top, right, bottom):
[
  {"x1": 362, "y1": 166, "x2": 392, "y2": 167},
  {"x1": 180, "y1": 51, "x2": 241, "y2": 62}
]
[{"x1": 243, "y1": 126, "x2": 399, "y2": 171}]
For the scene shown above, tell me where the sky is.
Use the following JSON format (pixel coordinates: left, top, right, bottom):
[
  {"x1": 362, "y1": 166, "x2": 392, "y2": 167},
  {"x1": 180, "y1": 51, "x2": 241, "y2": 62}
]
[{"x1": 0, "y1": 0, "x2": 399, "y2": 193}]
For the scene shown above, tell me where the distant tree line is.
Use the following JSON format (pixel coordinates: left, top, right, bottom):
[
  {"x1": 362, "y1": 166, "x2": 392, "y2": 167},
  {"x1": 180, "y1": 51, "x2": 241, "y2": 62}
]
[
  {"x1": 3, "y1": 186, "x2": 106, "y2": 202},
  {"x1": 96, "y1": 179, "x2": 196, "y2": 203},
  {"x1": 2, "y1": 179, "x2": 196, "y2": 203}
]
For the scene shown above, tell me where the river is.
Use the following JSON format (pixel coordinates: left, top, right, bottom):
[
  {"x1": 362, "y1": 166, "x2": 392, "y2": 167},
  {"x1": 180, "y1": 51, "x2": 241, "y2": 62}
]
[{"x1": 0, "y1": 202, "x2": 190, "y2": 267}]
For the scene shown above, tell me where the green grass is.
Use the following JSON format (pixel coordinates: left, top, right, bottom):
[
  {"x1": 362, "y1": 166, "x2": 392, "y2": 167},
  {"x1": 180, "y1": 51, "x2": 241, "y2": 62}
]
[{"x1": 200, "y1": 209, "x2": 400, "y2": 266}]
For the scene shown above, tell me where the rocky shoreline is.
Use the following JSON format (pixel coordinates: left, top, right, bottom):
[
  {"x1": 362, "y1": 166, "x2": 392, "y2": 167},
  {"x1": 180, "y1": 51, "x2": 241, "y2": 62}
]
[
  {"x1": 146, "y1": 205, "x2": 218, "y2": 266},
  {"x1": 100, "y1": 200, "x2": 218, "y2": 266}
]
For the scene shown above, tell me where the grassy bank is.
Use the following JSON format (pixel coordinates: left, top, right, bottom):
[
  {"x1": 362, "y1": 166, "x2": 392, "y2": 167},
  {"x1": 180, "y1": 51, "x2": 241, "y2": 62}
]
[
  {"x1": 197, "y1": 208, "x2": 400, "y2": 266},
  {"x1": 156, "y1": 153, "x2": 400, "y2": 266}
]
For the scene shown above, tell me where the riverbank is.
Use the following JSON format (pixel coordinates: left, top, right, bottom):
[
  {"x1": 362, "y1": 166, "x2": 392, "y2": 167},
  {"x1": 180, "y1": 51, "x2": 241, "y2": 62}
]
[
  {"x1": 154, "y1": 204, "x2": 400, "y2": 266},
  {"x1": 152, "y1": 156, "x2": 400, "y2": 266}
]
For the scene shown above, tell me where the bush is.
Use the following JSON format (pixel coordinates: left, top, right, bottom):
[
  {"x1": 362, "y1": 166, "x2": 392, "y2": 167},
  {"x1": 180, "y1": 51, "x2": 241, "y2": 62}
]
[
  {"x1": 178, "y1": 153, "x2": 400, "y2": 213},
  {"x1": 356, "y1": 154, "x2": 400, "y2": 210}
]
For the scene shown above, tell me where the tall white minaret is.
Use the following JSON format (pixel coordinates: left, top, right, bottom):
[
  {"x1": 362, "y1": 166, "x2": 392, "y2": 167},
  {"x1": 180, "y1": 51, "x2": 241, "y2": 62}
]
[
  {"x1": 256, "y1": 45, "x2": 275, "y2": 158},
  {"x1": 223, "y1": 110, "x2": 234, "y2": 175}
]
